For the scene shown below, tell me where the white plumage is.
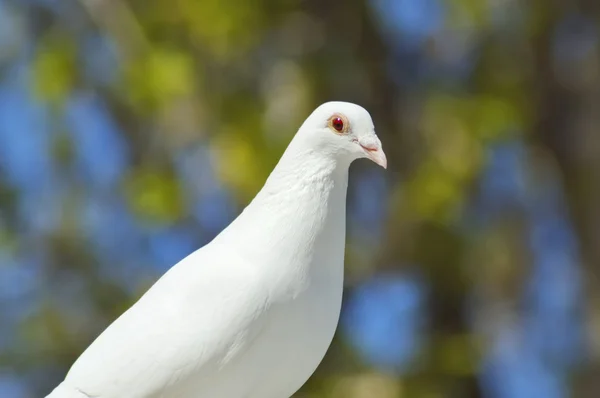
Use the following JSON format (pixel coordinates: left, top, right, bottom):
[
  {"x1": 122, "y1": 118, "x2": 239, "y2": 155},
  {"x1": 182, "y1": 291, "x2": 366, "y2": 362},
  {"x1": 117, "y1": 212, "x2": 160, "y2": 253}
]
[{"x1": 46, "y1": 101, "x2": 386, "y2": 398}]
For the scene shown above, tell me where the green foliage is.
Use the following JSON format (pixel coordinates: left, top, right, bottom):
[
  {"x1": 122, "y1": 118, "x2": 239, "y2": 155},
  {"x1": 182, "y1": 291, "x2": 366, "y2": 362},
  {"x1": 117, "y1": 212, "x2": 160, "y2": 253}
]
[
  {"x1": 177, "y1": 0, "x2": 266, "y2": 59},
  {"x1": 124, "y1": 167, "x2": 185, "y2": 226},
  {"x1": 126, "y1": 47, "x2": 197, "y2": 111},
  {"x1": 32, "y1": 33, "x2": 77, "y2": 106}
]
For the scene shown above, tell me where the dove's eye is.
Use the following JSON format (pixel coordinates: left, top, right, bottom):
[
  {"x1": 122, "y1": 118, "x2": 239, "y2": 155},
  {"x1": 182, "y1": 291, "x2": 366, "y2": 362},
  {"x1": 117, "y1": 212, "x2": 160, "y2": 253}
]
[
  {"x1": 332, "y1": 117, "x2": 344, "y2": 131},
  {"x1": 328, "y1": 115, "x2": 348, "y2": 134}
]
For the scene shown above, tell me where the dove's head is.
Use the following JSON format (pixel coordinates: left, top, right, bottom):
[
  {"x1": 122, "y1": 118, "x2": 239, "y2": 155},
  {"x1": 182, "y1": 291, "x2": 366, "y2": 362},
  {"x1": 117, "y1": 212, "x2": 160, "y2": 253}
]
[{"x1": 297, "y1": 101, "x2": 387, "y2": 169}]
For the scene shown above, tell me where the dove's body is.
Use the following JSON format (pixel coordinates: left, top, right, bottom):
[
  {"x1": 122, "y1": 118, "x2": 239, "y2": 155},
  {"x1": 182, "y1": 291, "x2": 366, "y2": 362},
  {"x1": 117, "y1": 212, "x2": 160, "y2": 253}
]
[{"x1": 47, "y1": 102, "x2": 385, "y2": 398}]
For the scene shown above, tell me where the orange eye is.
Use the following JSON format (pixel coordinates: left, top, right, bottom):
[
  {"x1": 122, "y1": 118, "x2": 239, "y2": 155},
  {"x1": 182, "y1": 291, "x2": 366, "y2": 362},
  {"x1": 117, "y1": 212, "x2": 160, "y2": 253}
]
[{"x1": 331, "y1": 117, "x2": 344, "y2": 132}]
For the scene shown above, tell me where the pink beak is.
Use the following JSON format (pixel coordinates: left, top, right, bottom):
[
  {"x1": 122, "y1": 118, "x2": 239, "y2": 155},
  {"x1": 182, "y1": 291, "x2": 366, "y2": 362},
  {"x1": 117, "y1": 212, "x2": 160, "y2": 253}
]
[{"x1": 358, "y1": 136, "x2": 387, "y2": 169}]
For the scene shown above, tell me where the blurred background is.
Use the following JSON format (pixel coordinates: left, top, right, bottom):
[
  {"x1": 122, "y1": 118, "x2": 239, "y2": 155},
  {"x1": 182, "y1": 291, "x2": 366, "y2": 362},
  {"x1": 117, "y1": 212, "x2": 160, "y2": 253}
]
[{"x1": 0, "y1": 0, "x2": 599, "y2": 397}]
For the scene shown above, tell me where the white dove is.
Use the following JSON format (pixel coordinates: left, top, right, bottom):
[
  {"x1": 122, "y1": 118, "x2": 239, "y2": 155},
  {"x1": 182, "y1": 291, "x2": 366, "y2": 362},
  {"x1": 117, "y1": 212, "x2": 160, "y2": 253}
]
[{"x1": 46, "y1": 101, "x2": 386, "y2": 398}]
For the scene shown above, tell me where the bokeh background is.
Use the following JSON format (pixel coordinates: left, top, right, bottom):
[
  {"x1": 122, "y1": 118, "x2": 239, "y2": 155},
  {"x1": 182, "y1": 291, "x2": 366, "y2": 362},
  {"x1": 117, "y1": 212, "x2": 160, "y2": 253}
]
[{"x1": 0, "y1": 0, "x2": 599, "y2": 397}]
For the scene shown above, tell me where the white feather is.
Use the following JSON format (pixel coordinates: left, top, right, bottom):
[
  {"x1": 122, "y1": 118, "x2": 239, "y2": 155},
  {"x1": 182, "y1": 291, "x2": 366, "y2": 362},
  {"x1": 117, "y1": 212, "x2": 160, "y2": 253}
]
[{"x1": 46, "y1": 102, "x2": 385, "y2": 398}]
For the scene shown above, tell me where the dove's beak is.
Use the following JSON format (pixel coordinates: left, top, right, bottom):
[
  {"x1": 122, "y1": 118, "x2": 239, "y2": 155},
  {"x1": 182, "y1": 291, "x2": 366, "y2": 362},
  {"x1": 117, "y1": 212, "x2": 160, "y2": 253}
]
[{"x1": 358, "y1": 136, "x2": 387, "y2": 169}]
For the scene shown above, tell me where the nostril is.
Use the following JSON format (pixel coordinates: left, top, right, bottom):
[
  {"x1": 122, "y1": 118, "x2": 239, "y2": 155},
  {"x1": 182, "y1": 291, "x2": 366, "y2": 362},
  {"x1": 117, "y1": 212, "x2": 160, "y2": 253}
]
[
  {"x1": 357, "y1": 135, "x2": 380, "y2": 151},
  {"x1": 360, "y1": 144, "x2": 377, "y2": 152},
  {"x1": 358, "y1": 141, "x2": 379, "y2": 151}
]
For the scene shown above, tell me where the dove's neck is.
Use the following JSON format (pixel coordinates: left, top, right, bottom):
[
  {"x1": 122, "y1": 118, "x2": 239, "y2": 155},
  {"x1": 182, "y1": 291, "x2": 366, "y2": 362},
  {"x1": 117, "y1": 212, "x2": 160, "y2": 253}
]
[{"x1": 215, "y1": 136, "x2": 350, "y2": 286}]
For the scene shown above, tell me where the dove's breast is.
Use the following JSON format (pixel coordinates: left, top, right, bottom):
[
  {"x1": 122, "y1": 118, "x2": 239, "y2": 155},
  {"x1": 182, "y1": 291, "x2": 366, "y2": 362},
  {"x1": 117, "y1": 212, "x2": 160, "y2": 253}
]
[
  {"x1": 246, "y1": 262, "x2": 344, "y2": 398},
  {"x1": 198, "y1": 271, "x2": 343, "y2": 398},
  {"x1": 244, "y1": 197, "x2": 347, "y2": 396},
  {"x1": 191, "y1": 177, "x2": 348, "y2": 398},
  {"x1": 171, "y1": 167, "x2": 350, "y2": 398}
]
